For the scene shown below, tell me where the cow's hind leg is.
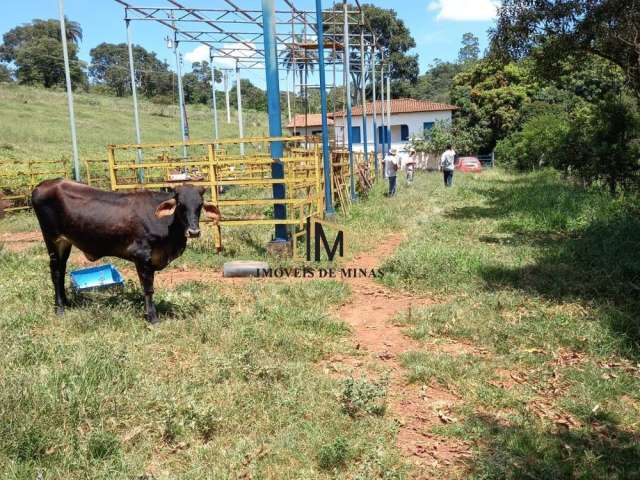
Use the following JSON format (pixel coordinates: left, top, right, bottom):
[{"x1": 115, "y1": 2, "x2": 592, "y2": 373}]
[
  {"x1": 44, "y1": 237, "x2": 72, "y2": 315},
  {"x1": 135, "y1": 262, "x2": 158, "y2": 324}
]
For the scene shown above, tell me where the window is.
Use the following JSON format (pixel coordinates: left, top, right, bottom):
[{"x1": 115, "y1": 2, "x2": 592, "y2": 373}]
[
  {"x1": 351, "y1": 126, "x2": 361, "y2": 144},
  {"x1": 400, "y1": 125, "x2": 410, "y2": 141},
  {"x1": 423, "y1": 122, "x2": 435, "y2": 133},
  {"x1": 377, "y1": 126, "x2": 390, "y2": 143}
]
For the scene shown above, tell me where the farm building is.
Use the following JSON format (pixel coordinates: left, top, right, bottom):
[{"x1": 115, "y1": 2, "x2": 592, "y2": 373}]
[{"x1": 285, "y1": 99, "x2": 458, "y2": 152}]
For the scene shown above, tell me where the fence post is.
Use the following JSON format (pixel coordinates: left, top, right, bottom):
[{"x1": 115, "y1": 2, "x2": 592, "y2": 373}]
[
  {"x1": 107, "y1": 146, "x2": 117, "y2": 191},
  {"x1": 314, "y1": 144, "x2": 322, "y2": 217},
  {"x1": 207, "y1": 143, "x2": 223, "y2": 252}
]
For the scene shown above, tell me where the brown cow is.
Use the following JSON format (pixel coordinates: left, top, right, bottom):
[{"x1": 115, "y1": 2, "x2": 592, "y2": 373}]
[{"x1": 31, "y1": 179, "x2": 220, "y2": 323}]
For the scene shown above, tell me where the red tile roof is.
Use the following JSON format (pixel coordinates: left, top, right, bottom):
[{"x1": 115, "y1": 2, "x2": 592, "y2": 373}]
[
  {"x1": 286, "y1": 113, "x2": 334, "y2": 129},
  {"x1": 285, "y1": 99, "x2": 456, "y2": 128},
  {"x1": 333, "y1": 98, "x2": 458, "y2": 116}
]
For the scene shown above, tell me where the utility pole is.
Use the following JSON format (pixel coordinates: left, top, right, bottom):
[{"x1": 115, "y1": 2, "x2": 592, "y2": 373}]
[
  {"x1": 236, "y1": 61, "x2": 245, "y2": 156},
  {"x1": 209, "y1": 49, "x2": 219, "y2": 140},
  {"x1": 58, "y1": 0, "x2": 80, "y2": 181},
  {"x1": 174, "y1": 37, "x2": 188, "y2": 158}
]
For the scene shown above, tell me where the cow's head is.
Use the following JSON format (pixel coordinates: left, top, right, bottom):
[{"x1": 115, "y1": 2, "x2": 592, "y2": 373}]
[{"x1": 155, "y1": 185, "x2": 221, "y2": 238}]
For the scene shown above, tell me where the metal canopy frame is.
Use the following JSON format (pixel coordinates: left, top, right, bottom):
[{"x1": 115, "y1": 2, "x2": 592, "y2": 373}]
[
  {"x1": 116, "y1": 1, "x2": 376, "y2": 71},
  {"x1": 57, "y1": 0, "x2": 393, "y2": 239}
]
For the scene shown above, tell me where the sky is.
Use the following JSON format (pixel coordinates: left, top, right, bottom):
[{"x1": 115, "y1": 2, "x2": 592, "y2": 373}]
[{"x1": 1, "y1": 0, "x2": 499, "y2": 89}]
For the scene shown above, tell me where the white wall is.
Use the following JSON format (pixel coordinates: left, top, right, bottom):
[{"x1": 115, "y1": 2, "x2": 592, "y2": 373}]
[
  {"x1": 334, "y1": 110, "x2": 453, "y2": 152},
  {"x1": 286, "y1": 126, "x2": 325, "y2": 137}
]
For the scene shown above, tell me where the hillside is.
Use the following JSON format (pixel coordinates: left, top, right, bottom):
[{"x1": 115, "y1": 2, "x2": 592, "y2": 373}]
[{"x1": 0, "y1": 84, "x2": 269, "y2": 163}]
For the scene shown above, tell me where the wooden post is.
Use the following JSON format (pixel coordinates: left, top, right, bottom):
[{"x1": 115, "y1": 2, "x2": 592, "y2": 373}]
[
  {"x1": 208, "y1": 143, "x2": 223, "y2": 252},
  {"x1": 107, "y1": 146, "x2": 118, "y2": 191}
]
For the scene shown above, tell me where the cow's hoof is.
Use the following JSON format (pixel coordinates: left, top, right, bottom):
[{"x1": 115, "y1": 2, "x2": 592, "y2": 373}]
[
  {"x1": 55, "y1": 306, "x2": 65, "y2": 316},
  {"x1": 146, "y1": 315, "x2": 160, "y2": 325}
]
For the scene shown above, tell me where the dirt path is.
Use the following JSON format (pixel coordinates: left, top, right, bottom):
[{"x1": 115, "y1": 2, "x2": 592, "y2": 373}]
[
  {"x1": 0, "y1": 230, "x2": 42, "y2": 252},
  {"x1": 329, "y1": 234, "x2": 472, "y2": 476}
]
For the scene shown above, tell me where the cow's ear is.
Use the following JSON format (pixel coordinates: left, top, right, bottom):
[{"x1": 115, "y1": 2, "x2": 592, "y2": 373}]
[
  {"x1": 155, "y1": 198, "x2": 177, "y2": 218},
  {"x1": 203, "y1": 202, "x2": 221, "y2": 224},
  {"x1": 197, "y1": 186, "x2": 206, "y2": 196}
]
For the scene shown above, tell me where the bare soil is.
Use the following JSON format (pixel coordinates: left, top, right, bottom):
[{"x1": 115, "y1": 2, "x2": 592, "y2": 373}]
[
  {"x1": 328, "y1": 234, "x2": 473, "y2": 476},
  {"x1": 0, "y1": 230, "x2": 42, "y2": 252}
]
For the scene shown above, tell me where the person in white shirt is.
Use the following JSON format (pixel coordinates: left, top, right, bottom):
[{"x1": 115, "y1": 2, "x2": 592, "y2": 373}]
[
  {"x1": 384, "y1": 148, "x2": 400, "y2": 196},
  {"x1": 440, "y1": 144, "x2": 456, "y2": 187},
  {"x1": 404, "y1": 149, "x2": 417, "y2": 185}
]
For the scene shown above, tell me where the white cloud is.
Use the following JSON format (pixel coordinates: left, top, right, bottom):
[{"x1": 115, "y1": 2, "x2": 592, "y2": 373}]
[
  {"x1": 184, "y1": 44, "x2": 210, "y2": 64},
  {"x1": 182, "y1": 42, "x2": 262, "y2": 70},
  {"x1": 427, "y1": 0, "x2": 500, "y2": 21}
]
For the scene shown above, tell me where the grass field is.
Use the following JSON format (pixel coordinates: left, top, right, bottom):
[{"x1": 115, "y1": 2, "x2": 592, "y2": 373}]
[
  {"x1": 383, "y1": 170, "x2": 640, "y2": 479},
  {"x1": 2, "y1": 168, "x2": 639, "y2": 478},
  {"x1": 0, "y1": 83, "x2": 268, "y2": 163},
  {"x1": 1, "y1": 85, "x2": 640, "y2": 478}
]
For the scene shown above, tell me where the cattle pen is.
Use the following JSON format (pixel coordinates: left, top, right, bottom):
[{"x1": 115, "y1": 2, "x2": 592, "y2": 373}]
[{"x1": 0, "y1": 0, "x2": 391, "y2": 254}]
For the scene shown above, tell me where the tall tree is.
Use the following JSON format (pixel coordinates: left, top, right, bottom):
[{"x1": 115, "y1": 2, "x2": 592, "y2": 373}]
[
  {"x1": 490, "y1": 0, "x2": 640, "y2": 96},
  {"x1": 282, "y1": 34, "x2": 317, "y2": 93},
  {"x1": 182, "y1": 61, "x2": 222, "y2": 104},
  {"x1": 0, "y1": 18, "x2": 86, "y2": 88},
  {"x1": 89, "y1": 43, "x2": 173, "y2": 98},
  {"x1": 458, "y1": 33, "x2": 480, "y2": 64},
  {"x1": 450, "y1": 59, "x2": 536, "y2": 151},
  {"x1": 412, "y1": 59, "x2": 464, "y2": 103},
  {"x1": 229, "y1": 79, "x2": 267, "y2": 111}
]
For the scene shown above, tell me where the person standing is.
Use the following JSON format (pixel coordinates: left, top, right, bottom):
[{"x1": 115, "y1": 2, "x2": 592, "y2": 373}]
[
  {"x1": 384, "y1": 148, "x2": 399, "y2": 196},
  {"x1": 440, "y1": 144, "x2": 456, "y2": 187},
  {"x1": 404, "y1": 148, "x2": 417, "y2": 185}
]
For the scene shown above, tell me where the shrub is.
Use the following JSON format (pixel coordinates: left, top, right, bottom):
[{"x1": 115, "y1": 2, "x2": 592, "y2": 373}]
[
  {"x1": 495, "y1": 112, "x2": 570, "y2": 171},
  {"x1": 318, "y1": 436, "x2": 349, "y2": 470},
  {"x1": 340, "y1": 377, "x2": 387, "y2": 417}
]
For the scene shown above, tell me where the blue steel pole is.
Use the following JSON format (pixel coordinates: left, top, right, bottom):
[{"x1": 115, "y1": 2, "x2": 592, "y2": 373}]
[
  {"x1": 343, "y1": 1, "x2": 356, "y2": 201},
  {"x1": 371, "y1": 47, "x2": 379, "y2": 176},
  {"x1": 380, "y1": 59, "x2": 387, "y2": 177},
  {"x1": 316, "y1": 0, "x2": 336, "y2": 216},
  {"x1": 261, "y1": 0, "x2": 287, "y2": 241},
  {"x1": 360, "y1": 30, "x2": 369, "y2": 169}
]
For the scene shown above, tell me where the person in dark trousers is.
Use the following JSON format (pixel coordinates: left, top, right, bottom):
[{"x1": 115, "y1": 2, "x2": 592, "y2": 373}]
[
  {"x1": 384, "y1": 148, "x2": 399, "y2": 196},
  {"x1": 440, "y1": 144, "x2": 456, "y2": 187}
]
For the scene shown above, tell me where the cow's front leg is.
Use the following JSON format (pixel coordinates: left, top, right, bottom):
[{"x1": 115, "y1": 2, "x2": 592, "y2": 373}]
[
  {"x1": 45, "y1": 238, "x2": 71, "y2": 315},
  {"x1": 135, "y1": 262, "x2": 158, "y2": 324}
]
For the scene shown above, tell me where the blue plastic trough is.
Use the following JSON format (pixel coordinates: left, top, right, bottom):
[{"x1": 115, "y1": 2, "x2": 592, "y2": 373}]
[{"x1": 70, "y1": 264, "x2": 125, "y2": 292}]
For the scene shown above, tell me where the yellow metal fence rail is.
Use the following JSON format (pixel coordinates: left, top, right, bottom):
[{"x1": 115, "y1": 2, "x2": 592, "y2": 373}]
[
  {"x1": 106, "y1": 137, "x2": 328, "y2": 251},
  {"x1": 0, "y1": 158, "x2": 69, "y2": 212}
]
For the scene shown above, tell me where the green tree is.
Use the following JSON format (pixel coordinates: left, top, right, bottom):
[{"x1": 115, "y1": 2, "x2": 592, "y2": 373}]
[
  {"x1": 411, "y1": 59, "x2": 464, "y2": 103},
  {"x1": 450, "y1": 59, "x2": 536, "y2": 151},
  {"x1": 563, "y1": 96, "x2": 640, "y2": 194},
  {"x1": 89, "y1": 43, "x2": 173, "y2": 98},
  {"x1": 495, "y1": 110, "x2": 571, "y2": 170},
  {"x1": 182, "y1": 61, "x2": 222, "y2": 105},
  {"x1": 0, "y1": 18, "x2": 85, "y2": 88},
  {"x1": 282, "y1": 34, "x2": 316, "y2": 93},
  {"x1": 229, "y1": 79, "x2": 267, "y2": 111},
  {"x1": 410, "y1": 118, "x2": 485, "y2": 156},
  {"x1": 0, "y1": 64, "x2": 13, "y2": 82},
  {"x1": 458, "y1": 33, "x2": 480, "y2": 64},
  {"x1": 490, "y1": 0, "x2": 640, "y2": 97}
]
